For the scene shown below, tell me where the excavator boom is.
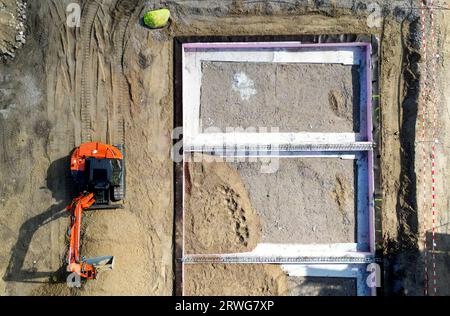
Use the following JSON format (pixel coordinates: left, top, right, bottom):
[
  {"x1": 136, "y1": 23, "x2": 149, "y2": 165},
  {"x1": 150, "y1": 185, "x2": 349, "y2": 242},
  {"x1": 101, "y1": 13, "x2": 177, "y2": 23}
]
[
  {"x1": 66, "y1": 192, "x2": 115, "y2": 282},
  {"x1": 66, "y1": 193, "x2": 97, "y2": 279}
]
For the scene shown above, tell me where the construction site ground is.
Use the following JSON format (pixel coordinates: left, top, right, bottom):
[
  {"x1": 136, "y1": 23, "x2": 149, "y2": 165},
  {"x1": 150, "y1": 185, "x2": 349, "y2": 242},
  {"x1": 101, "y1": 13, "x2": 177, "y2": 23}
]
[
  {"x1": 0, "y1": 0, "x2": 450, "y2": 296},
  {"x1": 185, "y1": 156, "x2": 357, "y2": 252},
  {"x1": 200, "y1": 62, "x2": 359, "y2": 133}
]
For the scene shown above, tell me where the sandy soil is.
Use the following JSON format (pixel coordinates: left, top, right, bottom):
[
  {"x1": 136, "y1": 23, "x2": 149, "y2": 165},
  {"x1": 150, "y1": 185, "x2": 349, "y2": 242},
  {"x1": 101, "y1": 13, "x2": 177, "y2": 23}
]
[
  {"x1": 383, "y1": 3, "x2": 450, "y2": 296},
  {"x1": 287, "y1": 276, "x2": 356, "y2": 296},
  {"x1": 201, "y1": 62, "x2": 359, "y2": 133},
  {"x1": 184, "y1": 154, "x2": 261, "y2": 254},
  {"x1": 229, "y1": 158, "x2": 356, "y2": 244},
  {"x1": 0, "y1": 0, "x2": 448, "y2": 296},
  {"x1": 0, "y1": 0, "x2": 26, "y2": 60},
  {"x1": 436, "y1": 8, "x2": 450, "y2": 296},
  {"x1": 414, "y1": 7, "x2": 450, "y2": 296},
  {"x1": 185, "y1": 156, "x2": 355, "y2": 250},
  {"x1": 1, "y1": 0, "x2": 173, "y2": 296},
  {"x1": 184, "y1": 264, "x2": 288, "y2": 296}
]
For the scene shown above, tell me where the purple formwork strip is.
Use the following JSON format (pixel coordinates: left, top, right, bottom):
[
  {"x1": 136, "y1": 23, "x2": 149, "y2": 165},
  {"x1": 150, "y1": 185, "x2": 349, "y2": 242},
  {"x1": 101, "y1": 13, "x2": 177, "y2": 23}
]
[
  {"x1": 364, "y1": 43, "x2": 375, "y2": 256},
  {"x1": 365, "y1": 43, "x2": 373, "y2": 144},
  {"x1": 182, "y1": 41, "x2": 370, "y2": 50},
  {"x1": 363, "y1": 41, "x2": 377, "y2": 296}
]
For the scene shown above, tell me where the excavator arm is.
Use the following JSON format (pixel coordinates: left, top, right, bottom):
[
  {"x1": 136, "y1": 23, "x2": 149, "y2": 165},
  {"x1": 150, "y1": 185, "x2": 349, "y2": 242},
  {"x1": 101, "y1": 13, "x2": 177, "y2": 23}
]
[
  {"x1": 66, "y1": 193, "x2": 97, "y2": 279},
  {"x1": 66, "y1": 192, "x2": 115, "y2": 282}
]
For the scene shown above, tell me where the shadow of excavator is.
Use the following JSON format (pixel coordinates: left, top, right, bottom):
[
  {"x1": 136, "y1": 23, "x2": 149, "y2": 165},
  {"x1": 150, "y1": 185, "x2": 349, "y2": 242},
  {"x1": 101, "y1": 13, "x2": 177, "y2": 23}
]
[{"x1": 3, "y1": 156, "x2": 73, "y2": 284}]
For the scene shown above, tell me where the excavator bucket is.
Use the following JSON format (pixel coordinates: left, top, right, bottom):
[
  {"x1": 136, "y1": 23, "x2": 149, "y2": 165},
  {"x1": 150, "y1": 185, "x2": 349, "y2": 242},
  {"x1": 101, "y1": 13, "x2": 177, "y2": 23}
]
[{"x1": 85, "y1": 256, "x2": 115, "y2": 272}]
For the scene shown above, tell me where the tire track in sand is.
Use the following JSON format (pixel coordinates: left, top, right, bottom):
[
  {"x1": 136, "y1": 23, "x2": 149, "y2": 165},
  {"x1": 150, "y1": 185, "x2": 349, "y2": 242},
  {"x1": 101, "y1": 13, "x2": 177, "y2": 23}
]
[
  {"x1": 110, "y1": 0, "x2": 137, "y2": 146},
  {"x1": 80, "y1": 1, "x2": 100, "y2": 143}
]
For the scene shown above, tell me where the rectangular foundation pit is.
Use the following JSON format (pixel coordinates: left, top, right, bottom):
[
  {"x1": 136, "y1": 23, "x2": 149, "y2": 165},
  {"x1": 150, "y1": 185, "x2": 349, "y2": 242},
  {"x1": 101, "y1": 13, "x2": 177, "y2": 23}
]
[
  {"x1": 228, "y1": 157, "x2": 357, "y2": 244},
  {"x1": 184, "y1": 154, "x2": 370, "y2": 255},
  {"x1": 200, "y1": 62, "x2": 361, "y2": 133},
  {"x1": 183, "y1": 263, "x2": 369, "y2": 296},
  {"x1": 175, "y1": 38, "x2": 379, "y2": 296}
]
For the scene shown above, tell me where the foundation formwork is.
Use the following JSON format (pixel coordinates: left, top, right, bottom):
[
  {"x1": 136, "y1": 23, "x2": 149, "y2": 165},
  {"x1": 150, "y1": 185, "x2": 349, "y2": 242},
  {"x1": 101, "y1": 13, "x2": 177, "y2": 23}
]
[{"x1": 174, "y1": 35, "x2": 380, "y2": 296}]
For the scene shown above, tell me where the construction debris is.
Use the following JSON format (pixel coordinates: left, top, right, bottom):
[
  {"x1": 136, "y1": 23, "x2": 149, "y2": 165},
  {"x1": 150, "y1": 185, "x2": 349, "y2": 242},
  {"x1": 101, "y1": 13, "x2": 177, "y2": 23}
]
[{"x1": 0, "y1": 0, "x2": 26, "y2": 60}]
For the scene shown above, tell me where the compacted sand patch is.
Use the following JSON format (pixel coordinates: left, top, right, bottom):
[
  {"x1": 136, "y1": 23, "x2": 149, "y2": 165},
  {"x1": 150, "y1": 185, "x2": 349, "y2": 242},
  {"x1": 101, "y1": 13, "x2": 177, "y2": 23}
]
[
  {"x1": 287, "y1": 276, "x2": 356, "y2": 296},
  {"x1": 200, "y1": 62, "x2": 360, "y2": 133},
  {"x1": 229, "y1": 158, "x2": 357, "y2": 244},
  {"x1": 184, "y1": 264, "x2": 288, "y2": 296},
  {"x1": 185, "y1": 154, "x2": 262, "y2": 254},
  {"x1": 185, "y1": 156, "x2": 355, "y2": 252}
]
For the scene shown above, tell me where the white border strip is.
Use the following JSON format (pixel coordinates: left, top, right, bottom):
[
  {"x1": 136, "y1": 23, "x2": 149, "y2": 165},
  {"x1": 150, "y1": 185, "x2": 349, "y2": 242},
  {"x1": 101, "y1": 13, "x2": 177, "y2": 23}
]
[{"x1": 182, "y1": 44, "x2": 367, "y2": 146}]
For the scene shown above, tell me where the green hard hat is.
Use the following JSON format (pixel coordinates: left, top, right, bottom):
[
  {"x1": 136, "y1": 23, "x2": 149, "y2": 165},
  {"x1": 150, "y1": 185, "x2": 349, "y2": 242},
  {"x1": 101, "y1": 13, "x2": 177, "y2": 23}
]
[{"x1": 144, "y1": 8, "x2": 171, "y2": 29}]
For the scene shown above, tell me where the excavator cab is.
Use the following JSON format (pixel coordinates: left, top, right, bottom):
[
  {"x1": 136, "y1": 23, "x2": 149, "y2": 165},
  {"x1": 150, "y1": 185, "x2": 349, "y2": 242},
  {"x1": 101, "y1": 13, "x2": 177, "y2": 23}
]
[{"x1": 70, "y1": 142, "x2": 125, "y2": 209}]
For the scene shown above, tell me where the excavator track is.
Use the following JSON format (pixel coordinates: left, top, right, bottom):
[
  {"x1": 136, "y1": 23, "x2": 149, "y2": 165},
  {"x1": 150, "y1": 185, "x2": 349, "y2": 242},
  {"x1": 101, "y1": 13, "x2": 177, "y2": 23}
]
[
  {"x1": 111, "y1": 0, "x2": 136, "y2": 147},
  {"x1": 112, "y1": 143, "x2": 126, "y2": 201},
  {"x1": 80, "y1": 1, "x2": 100, "y2": 144},
  {"x1": 108, "y1": 0, "x2": 136, "y2": 203}
]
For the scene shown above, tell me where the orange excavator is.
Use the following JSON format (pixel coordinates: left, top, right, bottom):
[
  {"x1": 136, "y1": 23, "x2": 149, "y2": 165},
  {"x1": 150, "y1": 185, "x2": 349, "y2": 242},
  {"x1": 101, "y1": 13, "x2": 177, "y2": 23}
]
[{"x1": 66, "y1": 142, "x2": 125, "y2": 282}]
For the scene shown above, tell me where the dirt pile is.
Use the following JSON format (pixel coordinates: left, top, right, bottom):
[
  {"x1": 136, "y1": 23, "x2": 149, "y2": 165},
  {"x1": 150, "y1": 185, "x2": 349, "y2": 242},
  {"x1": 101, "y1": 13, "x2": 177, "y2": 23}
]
[
  {"x1": 31, "y1": 208, "x2": 154, "y2": 296},
  {"x1": 329, "y1": 90, "x2": 353, "y2": 122},
  {"x1": 185, "y1": 154, "x2": 261, "y2": 254},
  {"x1": 331, "y1": 173, "x2": 354, "y2": 228}
]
